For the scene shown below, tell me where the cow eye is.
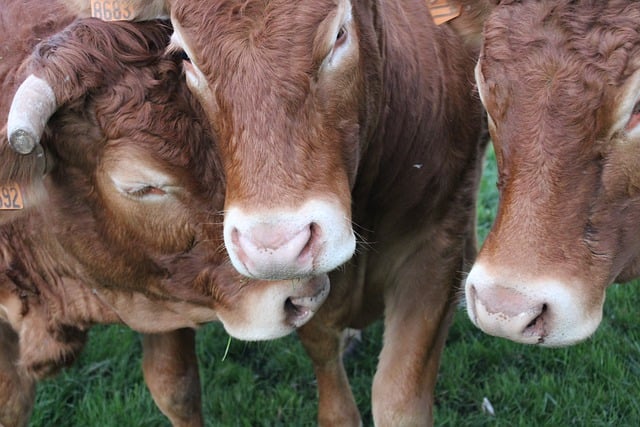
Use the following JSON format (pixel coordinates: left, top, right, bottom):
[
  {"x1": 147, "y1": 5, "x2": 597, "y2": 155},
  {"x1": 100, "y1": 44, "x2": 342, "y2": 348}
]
[
  {"x1": 177, "y1": 49, "x2": 191, "y2": 63},
  {"x1": 335, "y1": 26, "x2": 347, "y2": 47},
  {"x1": 127, "y1": 185, "x2": 167, "y2": 198},
  {"x1": 626, "y1": 100, "x2": 640, "y2": 132}
]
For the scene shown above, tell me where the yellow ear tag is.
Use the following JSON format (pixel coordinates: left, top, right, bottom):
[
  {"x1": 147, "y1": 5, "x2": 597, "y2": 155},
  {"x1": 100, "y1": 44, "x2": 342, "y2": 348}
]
[
  {"x1": 90, "y1": 0, "x2": 135, "y2": 21},
  {"x1": 427, "y1": 0, "x2": 462, "y2": 26},
  {"x1": 0, "y1": 184, "x2": 24, "y2": 210}
]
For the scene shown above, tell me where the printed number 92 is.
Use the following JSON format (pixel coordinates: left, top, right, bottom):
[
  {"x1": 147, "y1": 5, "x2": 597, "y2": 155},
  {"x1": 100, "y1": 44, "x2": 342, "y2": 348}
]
[{"x1": 2, "y1": 186, "x2": 22, "y2": 209}]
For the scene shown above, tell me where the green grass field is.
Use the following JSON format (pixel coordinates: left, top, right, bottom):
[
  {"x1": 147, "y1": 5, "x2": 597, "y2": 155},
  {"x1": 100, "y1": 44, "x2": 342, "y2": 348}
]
[{"x1": 30, "y1": 149, "x2": 640, "y2": 426}]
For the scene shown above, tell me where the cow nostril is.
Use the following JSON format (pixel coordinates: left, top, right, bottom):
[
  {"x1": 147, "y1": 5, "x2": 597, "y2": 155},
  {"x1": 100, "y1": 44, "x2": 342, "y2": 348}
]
[
  {"x1": 310, "y1": 222, "x2": 320, "y2": 238},
  {"x1": 525, "y1": 303, "x2": 547, "y2": 329},
  {"x1": 284, "y1": 297, "x2": 309, "y2": 324},
  {"x1": 298, "y1": 222, "x2": 319, "y2": 260},
  {"x1": 230, "y1": 227, "x2": 240, "y2": 246},
  {"x1": 523, "y1": 303, "x2": 547, "y2": 342}
]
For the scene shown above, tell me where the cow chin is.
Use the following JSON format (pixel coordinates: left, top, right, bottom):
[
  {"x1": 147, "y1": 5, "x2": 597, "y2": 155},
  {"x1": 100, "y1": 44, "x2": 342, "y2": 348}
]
[
  {"x1": 217, "y1": 274, "x2": 330, "y2": 341},
  {"x1": 223, "y1": 199, "x2": 355, "y2": 280},
  {"x1": 464, "y1": 263, "x2": 605, "y2": 347}
]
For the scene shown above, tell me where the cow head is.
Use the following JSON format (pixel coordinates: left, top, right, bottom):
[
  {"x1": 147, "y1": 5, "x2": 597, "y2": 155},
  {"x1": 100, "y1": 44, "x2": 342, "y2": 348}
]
[
  {"x1": 464, "y1": 0, "x2": 640, "y2": 346},
  {"x1": 160, "y1": 0, "x2": 381, "y2": 280},
  {"x1": 3, "y1": 18, "x2": 329, "y2": 340}
]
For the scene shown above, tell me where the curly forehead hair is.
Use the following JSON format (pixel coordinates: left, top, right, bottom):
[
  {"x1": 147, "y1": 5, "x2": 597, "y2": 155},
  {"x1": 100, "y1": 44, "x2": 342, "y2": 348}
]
[
  {"x1": 485, "y1": 0, "x2": 640, "y2": 84},
  {"x1": 479, "y1": 0, "x2": 640, "y2": 146}
]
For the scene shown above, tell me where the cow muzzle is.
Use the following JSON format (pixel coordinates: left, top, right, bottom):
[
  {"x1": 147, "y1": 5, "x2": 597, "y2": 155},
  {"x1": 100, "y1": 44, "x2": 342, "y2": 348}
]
[
  {"x1": 217, "y1": 274, "x2": 330, "y2": 341},
  {"x1": 464, "y1": 263, "x2": 604, "y2": 347},
  {"x1": 223, "y1": 199, "x2": 355, "y2": 280}
]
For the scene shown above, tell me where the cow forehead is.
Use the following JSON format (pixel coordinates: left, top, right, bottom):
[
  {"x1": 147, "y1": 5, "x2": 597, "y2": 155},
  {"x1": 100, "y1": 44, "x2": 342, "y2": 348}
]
[
  {"x1": 172, "y1": 0, "x2": 342, "y2": 38},
  {"x1": 483, "y1": 1, "x2": 640, "y2": 84},
  {"x1": 93, "y1": 79, "x2": 219, "y2": 184},
  {"x1": 168, "y1": 0, "x2": 361, "y2": 171},
  {"x1": 481, "y1": 1, "x2": 640, "y2": 146},
  {"x1": 172, "y1": 0, "x2": 345, "y2": 77}
]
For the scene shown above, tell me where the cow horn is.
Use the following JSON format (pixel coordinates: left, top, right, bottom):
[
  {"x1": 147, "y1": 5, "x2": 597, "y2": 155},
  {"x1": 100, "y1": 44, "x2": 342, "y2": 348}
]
[{"x1": 7, "y1": 74, "x2": 57, "y2": 155}]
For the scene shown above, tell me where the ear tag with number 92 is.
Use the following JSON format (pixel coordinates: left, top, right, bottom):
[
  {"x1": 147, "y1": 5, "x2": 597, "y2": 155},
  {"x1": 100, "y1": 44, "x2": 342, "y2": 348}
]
[{"x1": 0, "y1": 184, "x2": 24, "y2": 210}]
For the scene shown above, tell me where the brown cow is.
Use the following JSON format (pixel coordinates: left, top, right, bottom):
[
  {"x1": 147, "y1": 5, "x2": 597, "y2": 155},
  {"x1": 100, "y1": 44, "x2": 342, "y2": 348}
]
[
  {"x1": 1, "y1": 3, "x2": 328, "y2": 426},
  {"x1": 464, "y1": 0, "x2": 640, "y2": 346},
  {"x1": 19, "y1": 0, "x2": 491, "y2": 424},
  {"x1": 157, "y1": 1, "x2": 489, "y2": 425}
]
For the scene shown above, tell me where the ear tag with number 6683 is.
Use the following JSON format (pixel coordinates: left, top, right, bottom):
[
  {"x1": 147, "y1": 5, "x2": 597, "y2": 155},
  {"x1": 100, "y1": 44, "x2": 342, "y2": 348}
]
[{"x1": 91, "y1": 0, "x2": 134, "y2": 21}]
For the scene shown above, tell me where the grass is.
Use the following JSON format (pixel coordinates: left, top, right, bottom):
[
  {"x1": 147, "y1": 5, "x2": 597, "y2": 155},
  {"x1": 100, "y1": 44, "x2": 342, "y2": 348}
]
[{"x1": 30, "y1": 148, "x2": 640, "y2": 426}]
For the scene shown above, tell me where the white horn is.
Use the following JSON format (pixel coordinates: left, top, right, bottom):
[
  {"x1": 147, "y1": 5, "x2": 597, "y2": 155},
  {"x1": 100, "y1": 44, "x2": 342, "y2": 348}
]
[{"x1": 7, "y1": 74, "x2": 57, "y2": 155}]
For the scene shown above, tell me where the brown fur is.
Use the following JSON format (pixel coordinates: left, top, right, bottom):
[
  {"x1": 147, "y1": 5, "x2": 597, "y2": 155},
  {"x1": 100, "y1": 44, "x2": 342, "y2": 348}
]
[
  {"x1": 170, "y1": 0, "x2": 488, "y2": 424},
  {"x1": 468, "y1": 0, "x2": 640, "y2": 343},
  {"x1": 477, "y1": 0, "x2": 640, "y2": 295},
  {"x1": 0, "y1": 15, "x2": 214, "y2": 426},
  {"x1": 0, "y1": 4, "x2": 323, "y2": 426}
]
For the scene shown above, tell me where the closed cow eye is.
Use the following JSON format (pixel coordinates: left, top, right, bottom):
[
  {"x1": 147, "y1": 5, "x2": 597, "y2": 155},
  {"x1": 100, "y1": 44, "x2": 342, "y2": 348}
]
[{"x1": 127, "y1": 185, "x2": 167, "y2": 198}]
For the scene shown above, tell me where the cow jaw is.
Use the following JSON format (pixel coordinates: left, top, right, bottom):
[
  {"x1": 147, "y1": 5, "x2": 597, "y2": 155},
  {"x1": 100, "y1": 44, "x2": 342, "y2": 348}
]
[
  {"x1": 217, "y1": 274, "x2": 330, "y2": 340},
  {"x1": 464, "y1": 263, "x2": 604, "y2": 346}
]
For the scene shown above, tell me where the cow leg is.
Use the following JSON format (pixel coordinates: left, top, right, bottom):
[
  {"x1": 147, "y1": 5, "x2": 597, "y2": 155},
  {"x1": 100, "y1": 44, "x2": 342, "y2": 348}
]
[
  {"x1": 297, "y1": 321, "x2": 361, "y2": 427},
  {"x1": 142, "y1": 328, "x2": 203, "y2": 427},
  {"x1": 0, "y1": 320, "x2": 36, "y2": 427},
  {"x1": 371, "y1": 254, "x2": 459, "y2": 426}
]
